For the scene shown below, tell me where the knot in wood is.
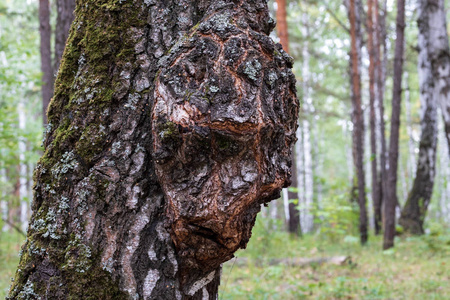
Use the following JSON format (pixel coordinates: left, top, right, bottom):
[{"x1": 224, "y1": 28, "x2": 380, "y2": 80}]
[{"x1": 152, "y1": 9, "x2": 298, "y2": 274}]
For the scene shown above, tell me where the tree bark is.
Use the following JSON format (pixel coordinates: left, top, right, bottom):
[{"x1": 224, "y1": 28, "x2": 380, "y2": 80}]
[
  {"x1": 346, "y1": 0, "x2": 368, "y2": 245},
  {"x1": 39, "y1": 0, "x2": 53, "y2": 126},
  {"x1": 54, "y1": 0, "x2": 76, "y2": 72},
  {"x1": 8, "y1": 1, "x2": 299, "y2": 299},
  {"x1": 384, "y1": 0, "x2": 405, "y2": 250},
  {"x1": 398, "y1": 0, "x2": 439, "y2": 235},
  {"x1": 419, "y1": 0, "x2": 450, "y2": 157}
]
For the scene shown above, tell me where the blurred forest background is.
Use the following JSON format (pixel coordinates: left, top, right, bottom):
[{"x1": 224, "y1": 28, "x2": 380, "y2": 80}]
[{"x1": 0, "y1": 0, "x2": 449, "y2": 298}]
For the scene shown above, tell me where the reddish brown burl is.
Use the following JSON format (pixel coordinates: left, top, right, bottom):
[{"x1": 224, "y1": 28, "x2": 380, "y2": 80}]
[{"x1": 152, "y1": 5, "x2": 299, "y2": 276}]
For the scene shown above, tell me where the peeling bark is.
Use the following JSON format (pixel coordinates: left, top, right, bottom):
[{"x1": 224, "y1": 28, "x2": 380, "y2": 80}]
[{"x1": 8, "y1": 0, "x2": 298, "y2": 299}]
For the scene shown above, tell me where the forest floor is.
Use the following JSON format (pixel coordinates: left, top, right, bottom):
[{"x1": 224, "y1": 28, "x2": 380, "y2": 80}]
[{"x1": 1, "y1": 220, "x2": 449, "y2": 299}]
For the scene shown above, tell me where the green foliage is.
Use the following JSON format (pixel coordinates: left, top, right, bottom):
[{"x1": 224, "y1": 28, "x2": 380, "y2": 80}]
[
  {"x1": 220, "y1": 216, "x2": 450, "y2": 299},
  {"x1": 313, "y1": 193, "x2": 359, "y2": 243}
]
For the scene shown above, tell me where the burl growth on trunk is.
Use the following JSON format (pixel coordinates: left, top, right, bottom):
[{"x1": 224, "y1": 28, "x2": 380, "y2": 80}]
[{"x1": 152, "y1": 3, "x2": 298, "y2": 276}]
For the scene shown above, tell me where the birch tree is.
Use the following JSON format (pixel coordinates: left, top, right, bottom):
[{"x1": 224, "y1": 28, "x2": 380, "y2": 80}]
[
  {"x1": 8, "y1": 1, "x2": 299, "y2": 298},
  {"x1": 398, "y1": 0, "x2": 440, "y2": 234}
]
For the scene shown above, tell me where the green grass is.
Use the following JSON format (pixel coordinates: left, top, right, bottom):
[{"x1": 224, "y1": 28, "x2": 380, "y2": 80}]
[
  {"x1": 219, "y1": 219, "x2": 450, "y2": 299},
  {"x1": 1, "y1": 221, "x2": 449, "y2": 299},
  {"x1": 0, "y1": 231, "x2": 25, "y2": 299}
]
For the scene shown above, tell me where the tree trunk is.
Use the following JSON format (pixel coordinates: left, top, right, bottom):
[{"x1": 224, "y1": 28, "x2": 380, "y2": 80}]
[
  {"x1": 346, "y1": 0, "x2": 368, "y2": 245},
  {"x1": 275, "y1": 0, "x2": 300, "y2": 236},
  {"x1": 39, "y1": 0, "x2": 53, "y2": 126},
  {"x1": 398, "y1": 0, "x2": 439, "y2": 235},
  {"x1": 54, "y1": 0, "x2": 76, "y2": 72},
  {"x1": 8, "y1": 1, "x2": 299, "y2": 299},
  {"x1": 404, "y1": 72, "x2": 416, "y2": 186},
  {"x1": 419, "y1": 0, "x2": 450, "y2": 157},
  {"x1": 376, "y1": 0, "x2": 388, "y2": 234},
  {"x1": 301, "y1": 10, "x2": 314, "y2": 234},
  {"x1": 384, "y1": 0, "x2": 405, "y2": 250},
  {"x1": 367, "y1": 0, "x2": 381, "y2": 235}
]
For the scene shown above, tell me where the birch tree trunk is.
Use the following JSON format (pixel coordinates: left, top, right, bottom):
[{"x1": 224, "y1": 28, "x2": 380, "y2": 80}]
[
  {"x1": 8, "y1": 1, "x2": 299, "y2": 299},
  {"x1": 346, "y1": 0, "x2": 368, "y2": 245},
  {"x1": 399, "y1": 0, "x2": 439, "y2": 234},
  {"x1": 301, "y1": 10, "x2": 314, "y2": 234},
  {"x1": 420, "y1": 0, "x2": 450, "y2": 156},
  {"x1": 18, "y1": 102, "x2": 29, "y2": 233},
  {"x1": 384, "y1": 0, "x2": 405, "y2": 250}
]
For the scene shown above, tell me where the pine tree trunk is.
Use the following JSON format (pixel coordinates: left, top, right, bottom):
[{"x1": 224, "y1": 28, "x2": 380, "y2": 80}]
[
  {"x1": 384, "y1": 0, "x2": 405, "y2": 250},
  {"x1": 398, "y1": 0, "x2": 439, "y2": 235},
  {"x1": 54, "y1": 0, "x2": 76, "y2": 72},
  {"x1": 39, "y1": 0, "x2": 53, "y2": 126},
  {"x1": 346, "y1": 0, "x2": 368, "y2": 245},
  {"x1": 8, "y1": 1, "x2": 299, "y2": 299},
  {"x1": 376, "y1": 0, "x2": 388, "y2": 233}
]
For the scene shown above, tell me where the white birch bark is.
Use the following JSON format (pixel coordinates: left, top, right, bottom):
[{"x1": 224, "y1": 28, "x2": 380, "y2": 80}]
[
  {"x1": 0, "y1": 167, "x2": 8, "y2": 232},
  {"x1": 295, "y1": 125, "x2": 305, "y2": 229},
  {"x1": 421, "y1": 0, "x2": 450, "y2": 156},
  {"x1": 18, "y1": 102, "x2": 29, "y2": 232},
  {"x1": 404, "y1": 71, "x2": 416, "y2": 186},
  {"x1": 301, "y1": 10, "x2": 314, "y2": 233}
]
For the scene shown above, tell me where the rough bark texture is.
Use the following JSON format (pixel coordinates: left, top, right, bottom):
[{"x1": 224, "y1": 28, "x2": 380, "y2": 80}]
[
  {"x1": 8, "y1": 1, "x2": 298, "y2": 299},
  {"x1": 398, "y1": 0, "x2": 439, "y2": 235},
  {"x1": 384, "y1": 0, "x2": 405, "y2": 250},
  {"x1": 39, "y1": 0, "x2": 53, "y2": 126},
  {"x1": 346, "y1": 0, "x2": 368, "y2": 245},
  {"x1": 55, "y1": 0, "x2": 76, "y2": 72}
]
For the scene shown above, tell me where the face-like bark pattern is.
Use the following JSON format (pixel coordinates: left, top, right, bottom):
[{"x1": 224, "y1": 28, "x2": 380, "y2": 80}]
[
  {"x1": 8, "y1": 1, "x2": 298, "y2": 299},
  {"x1": 152, "y1": 5, "x2": 298, "y2": 275}
]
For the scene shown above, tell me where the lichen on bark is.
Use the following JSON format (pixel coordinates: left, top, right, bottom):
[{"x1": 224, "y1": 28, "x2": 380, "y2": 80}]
[{"x1": 8, "y1": 0, "x2": 299, "y2": 299}]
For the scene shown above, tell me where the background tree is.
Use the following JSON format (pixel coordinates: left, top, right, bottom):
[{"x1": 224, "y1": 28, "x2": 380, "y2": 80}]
[
  {"x1": 39, "y1": 0, "x2": 52, "y2": 126},
  {"x1": 345, "y1": 0, "x2": 368, "y2": 245},
  {"x1": 384, "y1": 0, "x2": 406, "y2": 250}
]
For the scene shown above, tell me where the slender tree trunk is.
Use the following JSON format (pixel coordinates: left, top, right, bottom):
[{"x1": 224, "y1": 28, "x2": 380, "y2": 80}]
[
  {"x1": 18, "y1": 102, "x2": 29, "y2": 232},
  {"x1": 8, "y1": 1, "x2": 299, "y2": 298},
  {"x1": 39, "y1": 0, "x2": 53, "y2": 126},
  {"x1": 275, "y1": 0, "x2": 300, "y2": 235},
  {"x1": 301, "y1": 10, "x2": 314, "y2": 234},
  {"x1": 384, "y1": 0, "x2": 405, "y2": 250},
  {"x1": 404, "y1": 72, "x2": 416, "y2": 186},
  {"x1": 54, "y1": 0, "x2": 76, "y2": 72},
  {"x1": 367, "y1": 0, "x2": 381, "y2": 234},
  {"x1": 0, "y1": 168, "x2": 8, "y2": 232},
  {"x1": 376, "y1": 0, "x2": 388, "y2": 233},
  {"x1": 346, "y1": 0, "x2": 368, "y2": 245},
  {"x1": 398, "y1": 0, "x2": 439, "y2": 235}
]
